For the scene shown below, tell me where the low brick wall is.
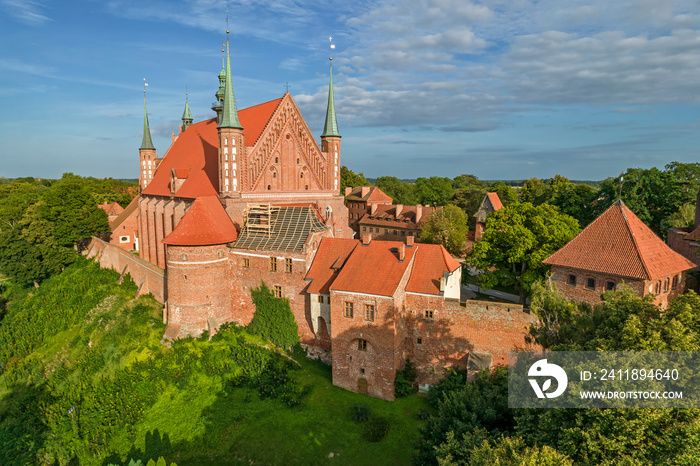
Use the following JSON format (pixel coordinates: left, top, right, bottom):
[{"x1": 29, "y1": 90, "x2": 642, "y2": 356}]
[{"x1": 85, "y1": 237, "x2": 166, "y2": 303}]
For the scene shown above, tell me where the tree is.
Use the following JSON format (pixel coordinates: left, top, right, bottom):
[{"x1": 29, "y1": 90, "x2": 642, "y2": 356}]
[
  {"x1": 339, "y1": 166, "x2": 368, "y2": 193},
  {"x1": 247, "y1": 282, "x2": 299, "y2": 350},
  {"x1": 414, "y1": 176, "x2": 454, "y2": 206},
  {"x1": 467, "y1": 203, "x2": 579, "y2": 304},
  {"x1": 451, "y1": 187, "x2": 488, "y2": 230},
  {"x1": 375, "y1": 176, "x2": 418, "y2": 205},
  {"x1": 488, "y1": 182, "x2": 517, "y2": 206},
  {"x1": 418, "y1": 205, "x2": 469, "y2": 257}
]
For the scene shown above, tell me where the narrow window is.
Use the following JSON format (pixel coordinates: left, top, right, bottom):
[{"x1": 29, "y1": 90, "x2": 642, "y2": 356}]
[
  {"x1": 672, "y1": 276, "x2": 679, "y2": 290},
  {"x1": 365, "y1": 304, "x2": 375, "y2": 321},
  {"x1": 285, "y1": 258, "x2": 293, "y2": 273},
  {"x1": 181, "y1": 254, "x2": 187, "y2": 261},
  {"x1": 424, "y1": 310, "x2": 434, "y2": 319},
  {"x1": 417, "y1": 338, "x2": 423, "y2": 345},
  {"x1": 568, "y1": 274, "x2": 576, "y2": 286},
  {"x1": 586, "y1": 278, "x2": 595, "y2": 290},
  {"x1": 358, "y1": 339, "x2": 367, "y2": 351},
  {"x1": 344, "y1": 302, "x2": 354, "y2": 318},
  {"x1": 606, "y1": 281, "x2": 615, "y2": 291},
  {"x1": 317, "y1": 295, "x2": 324, "y2": 303},
  {"x1": 270, "y1": 256, "x2": 277, "y2": 272},
  {"x1": 274, "y1": 285, "x2": 282, "y2": 298},
  {"x1": 243, "y1": 258, "x2": 250, "y2": 267}
]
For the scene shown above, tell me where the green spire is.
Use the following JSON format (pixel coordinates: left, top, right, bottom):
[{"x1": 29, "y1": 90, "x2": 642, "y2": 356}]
[
  {"x1": 140, "y1": 92, "x2": 155, "y2": 150},
  {"x1": 218, "y1": 38, "x2": 242, "y2": 130},
  {"x1": 321, "y1": 62, "x2": 340, "y2": 138},
  {"x1": 181, "y1": 93, "x2": 193, "y2": 131}
]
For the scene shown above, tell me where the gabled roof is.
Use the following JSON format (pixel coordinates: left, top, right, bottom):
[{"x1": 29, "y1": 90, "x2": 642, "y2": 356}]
[
  {"x1": 109, "y1": 196, "x2": 139, "y2": 231},
  {"x1": 360, "y1": 204, "x2": 439, "y2": 228},
  {"x1": 544, "y1": 200, "x2": 695, "y2": 280},
  {"x1": 142, "y1": 98, "x2": 283, "y2": 199},
  {"x1": 330, "y1": 240, "x2": 416, "y2": 297},
  {"x1": 162, "y1": 196, "x2": 238, "y2": 246},
  {"x1": 305, "y1": 238, "x2": 359, "y2": 294},
  {"x1": 487, "y1": 192, "x2": 503, "y2": 211},
  {"x1": 231, "y1": 206, "x2": 329, "y2": 253},
  {"x1": 406, "y1": 243, "x2": 462, "y2": 295},
  {"x1": 99, "y1": 202, "x2": 124, "y2": 217},
  {"x1": 345, "y1": 186, "x2": 393, "y2": 203}
]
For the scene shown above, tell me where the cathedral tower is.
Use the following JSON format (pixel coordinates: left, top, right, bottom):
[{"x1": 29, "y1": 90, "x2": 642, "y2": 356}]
[
  {"x1": 217, "y1": 36, "x2": 245, "y2": 198},
  {"x1": 181, "y1": 90, "x2": 193, "y2": 133},
  {"x1": 139, "y1": 86, "x2": 156, "y2": 192},
  {"x1": 321, "y1": 50, "x2": 341, "y2": 194}
]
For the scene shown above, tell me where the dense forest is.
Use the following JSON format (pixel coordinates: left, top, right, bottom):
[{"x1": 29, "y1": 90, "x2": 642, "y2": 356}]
[{"x1": 1, "y1": 168, "x2": 700, "y2": 464}]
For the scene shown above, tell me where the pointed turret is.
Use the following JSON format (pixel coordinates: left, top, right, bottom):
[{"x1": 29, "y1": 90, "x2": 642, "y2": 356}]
[
  {"x1": 218, "y1": 38, "x2": 243, "y2": 130},
  {"x1": 181, "y1": 94, "x2": 193, "y2": 133},
  {"x1": 321, "y1": 62, "x2": 340, "y2": 138},
  {"x1": 212, "y1": 52, "x2": 226, "y2": 121},
  {"x1": 140, "y1": 93, "x2": 155, "y2": 150},
  {"x1": 321, "y1": 40, "x2": 341, "y2": 193},
  {"x1": 139, "y1": 85, "x2": 157, "y2": 192}
]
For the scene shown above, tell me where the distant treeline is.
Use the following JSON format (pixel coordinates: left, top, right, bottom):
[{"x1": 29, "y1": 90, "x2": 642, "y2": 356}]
[{"x1": 365, "y1": 178, "x2": 602, "y2": 187}]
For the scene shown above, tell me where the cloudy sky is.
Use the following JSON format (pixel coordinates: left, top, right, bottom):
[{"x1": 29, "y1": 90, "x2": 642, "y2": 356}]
[{"x1": 1, "y1": 0, "x2": 699, "y2": 181}]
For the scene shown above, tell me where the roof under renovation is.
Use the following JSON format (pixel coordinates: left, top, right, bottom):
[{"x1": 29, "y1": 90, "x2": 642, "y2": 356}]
[{"x1": 230, "y1": 205, "x2": 329, "y2": 253}]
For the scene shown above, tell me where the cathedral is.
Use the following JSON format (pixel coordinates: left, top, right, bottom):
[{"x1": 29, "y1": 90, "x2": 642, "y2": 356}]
[{"x1": 91, "y1": 37, "x2": 537, "y2": 400}]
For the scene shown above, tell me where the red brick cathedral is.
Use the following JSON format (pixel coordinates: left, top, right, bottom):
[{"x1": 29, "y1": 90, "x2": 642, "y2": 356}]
[{"x1": 104, "y1": 39, "x2": 537, "y2": 400}]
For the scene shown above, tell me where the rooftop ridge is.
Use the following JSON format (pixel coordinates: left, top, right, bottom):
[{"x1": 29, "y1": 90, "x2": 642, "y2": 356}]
[{"x1": 619, "y1": 203, "x2": 652, "y2": 280}]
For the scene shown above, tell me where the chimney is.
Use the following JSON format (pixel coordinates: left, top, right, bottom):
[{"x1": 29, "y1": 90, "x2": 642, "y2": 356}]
[
  {"x1": 415, "y1": 204, "x2": 423, "y2": 224},
  {"x1": 370, "y1": 203, "x2": 378, "y2": 215},
  {"x1": 406, "y1": 236, "x2": 415, "y2": 248},
  {"x1": 345, "y1": 187, "x2": 353, "y2": 197},
  {"x1": 395, "y1": 204, "x2": 403, "y2": 216},
  {"x1": 399, "y1": 243, "x2": 405, "y2": 262},
  {"x1": 361, "y1": 186, "x2": 370, "y2": 198},
  {"x1": 362, "y1": 233, "x2": 372, "y2": 245}
]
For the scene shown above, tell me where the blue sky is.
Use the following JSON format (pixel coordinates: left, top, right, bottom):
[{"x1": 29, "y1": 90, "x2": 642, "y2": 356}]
[{"x1": 1, "y1": 0, "x2": 699, "y2": 181}]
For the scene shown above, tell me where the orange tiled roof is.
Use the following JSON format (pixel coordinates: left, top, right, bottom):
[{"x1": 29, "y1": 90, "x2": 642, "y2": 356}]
[
  {"x1": 487, "y1": 192, "x2": 503, "y2": 211},
  {"x1": 406, "y1": 243, "x2": 461, "y2": 295},
  {"x1": 162, "y1": 196, "x2": 238, "y2": 246},
  {"x1": 109, "y1": 196, "x2": 139, "y2": 231},
  {"x1": 345, "y1": 186, "x2": 393, "y2": 203},
  {"x1": 305, "y1": 238, "x2": 359, "y2": 294},
  {"x1": 98, "y1": 202, "x2": 124, "y2": 217},
  {"x1": 359, "y1": 204, "x2": 439, "y2": 229},
  {"x1": 330, "y1": 240, "x2": 416, "y2": 297},
  {"x1": 543, "y1": 200, "x2": 695, "y2": 280},
  {"x1": 142, "y1": 98, "x2": 283, "y2": 199}
]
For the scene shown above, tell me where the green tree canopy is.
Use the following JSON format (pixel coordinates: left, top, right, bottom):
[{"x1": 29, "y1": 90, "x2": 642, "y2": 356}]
[
  {"x1": 467, "y1": 203, "x2": 580, "y2": 303},
  {"x1": 414, "y1": 176, "x2": 454, "y2": 206},
  {"x1": 418, "y1": 205, "x2": 469, "y2": 257},
  {"x1": 374, "y1": 176, "x2": 418, "y2": 205},
  {"x1": 339, "y1": 166, "x2": 369, "y2": 194}
]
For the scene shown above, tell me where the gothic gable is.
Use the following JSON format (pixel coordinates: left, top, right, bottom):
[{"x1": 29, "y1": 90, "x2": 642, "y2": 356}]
[{"x1": 246, "y1": 94, "x2": 330, "y2": 193}]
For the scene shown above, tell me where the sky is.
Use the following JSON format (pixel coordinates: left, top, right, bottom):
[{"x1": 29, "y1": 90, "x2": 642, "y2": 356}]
[{"x1": 1, "y1": 0, "x2": 699, "y2": 181}]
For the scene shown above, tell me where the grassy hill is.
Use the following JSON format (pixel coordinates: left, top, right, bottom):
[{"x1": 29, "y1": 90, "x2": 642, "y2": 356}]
[{"x1": 0, "y1": 258, "x2": 429, "y2": 465}]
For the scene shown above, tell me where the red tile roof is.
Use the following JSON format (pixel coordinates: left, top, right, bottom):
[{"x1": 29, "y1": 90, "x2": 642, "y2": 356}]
[
  {"x1": 487, "y1": 192, "x2": 503, "y2": 211},
  {"x1": 162, "y1": 196, "x2": 238, "y2": 246},
  {"x1": 109, "y1": 196, "x2": 139, "y2": 231},
  {"x1": 544, "y1": 200, "x2": 695, "y2": 280},
  {"x1": 142, "y1": 98, "x2": 283, "y2": 199},
  {"x1": 406, "y1": 243, "x2": 462, "y2": 295},
  {"x1": 345, "y1": 186, "x2": 393, "y2": 203},
  {"x1": 98, "y1": 202, "x2": 124, "y2": 217},
  {"x1": 305, "y1": 238, "x2": 359, "y2": 294},
  {"x1": 360, "y1": 204, "x2": 439, "y2": 228},
  {"x1": 330, "y1": 240, "x2": 416, "y2": 297}
]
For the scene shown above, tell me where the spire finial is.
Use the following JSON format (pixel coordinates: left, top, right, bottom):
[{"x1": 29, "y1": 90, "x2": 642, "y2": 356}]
[
  {"x1": 140, "y1": 78, "x2": 155, "y2": 150},
  {"x1": 321, "y1": 37, "x2": 340, "y2": 138},
  {"x1": 619, "y1": 172, "x2": 624, "y2": 200},
  {"x1": 218, "y1": 14, "x2": 243, "y2": 130}
]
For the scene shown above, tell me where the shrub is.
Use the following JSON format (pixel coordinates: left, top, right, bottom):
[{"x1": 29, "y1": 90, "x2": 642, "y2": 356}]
[
  {"x1": 350, "y1": 403, "x2": 372, "y2": 422},
  {"x1": 363, "y1": 416, "x2": 390, "y2": 442},
  {"x1": 394, "y1": 358, "x2": 417, "y2": 397},
  {"x1": 247, "y1": 282, "x2": 299, "y2": 350}
]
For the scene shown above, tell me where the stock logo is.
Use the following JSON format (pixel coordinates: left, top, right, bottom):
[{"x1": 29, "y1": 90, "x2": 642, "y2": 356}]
[{"x1": 528, "y1": 359, "x2": 568, "y2": 399}]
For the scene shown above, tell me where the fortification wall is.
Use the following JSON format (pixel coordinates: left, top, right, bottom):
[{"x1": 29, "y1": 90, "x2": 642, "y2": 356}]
[{"x1": 85, "y1": 237, "x2": 166, "y2": 304}]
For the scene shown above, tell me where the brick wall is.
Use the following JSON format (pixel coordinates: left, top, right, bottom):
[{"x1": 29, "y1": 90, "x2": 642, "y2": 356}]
[
  {"x1": 550, "y1": 265, "x2": 686, "y2": 309},
  {"x1": 85, "y1": 237, "x2": 165, "y2": 303},
  {"x1": 405, "y1": 295, "x2": 538, "y2": 385},
  {"x1": 668, "y1": 228, "x2": 700, "y2": 268},
  {"x1": 110, "y1": 209, "x2": 139, "y2": 251}
]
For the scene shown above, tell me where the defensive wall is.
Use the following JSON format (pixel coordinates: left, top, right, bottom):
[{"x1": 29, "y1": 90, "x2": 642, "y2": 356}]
[{"x1": 85, "y1": 237, "x2": 166, "y2": 304}]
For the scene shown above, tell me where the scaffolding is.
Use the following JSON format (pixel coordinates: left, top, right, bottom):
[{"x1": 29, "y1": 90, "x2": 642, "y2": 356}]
[{"x1": 243, "y1": 203, "x2": 279, "y2": 236}]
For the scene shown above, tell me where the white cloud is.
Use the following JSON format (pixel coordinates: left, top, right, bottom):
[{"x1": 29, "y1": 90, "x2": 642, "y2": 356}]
[{"x1": 1, "y1": 0, "x2": 51, "y2": 25}]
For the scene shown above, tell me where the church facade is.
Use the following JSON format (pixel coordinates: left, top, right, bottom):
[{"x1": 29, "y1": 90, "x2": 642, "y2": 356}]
[{"x1": 96, "y1": 39, "x2": 537, "y2": 400}]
